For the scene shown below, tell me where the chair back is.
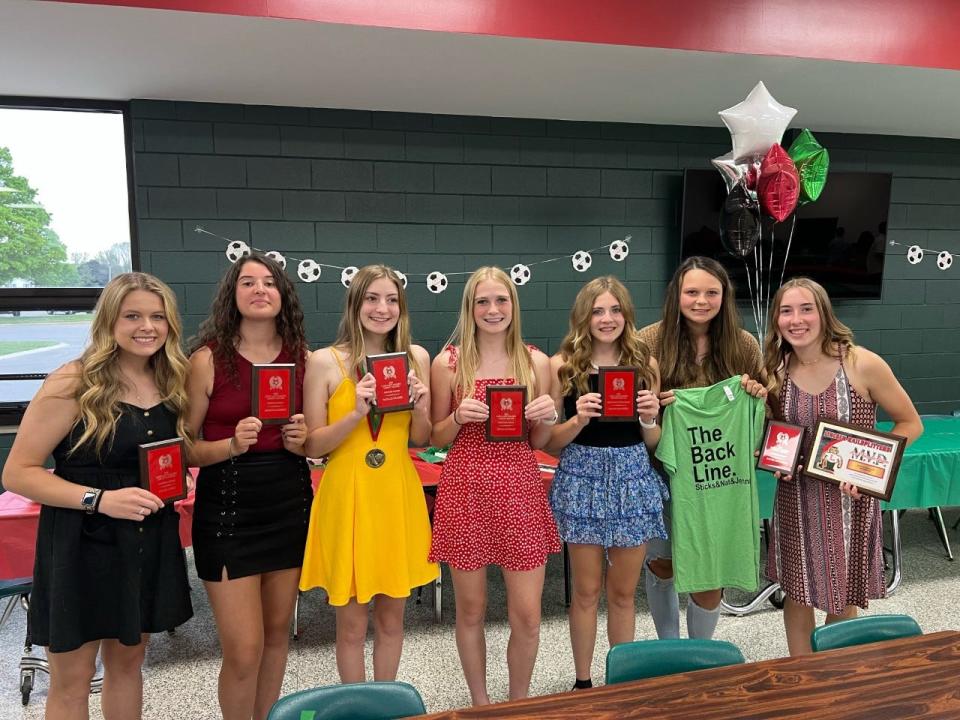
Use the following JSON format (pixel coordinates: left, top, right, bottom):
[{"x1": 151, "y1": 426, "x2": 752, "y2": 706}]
[
  {"x1": 810, "y1": 614, "x2": 922, "y2": 652},
  {"x1": 266, "y1": 681, "x2": 426, "y2": 720},
  {"x1": 605, "y1": 638, "x2": 746, "y2": 685}
]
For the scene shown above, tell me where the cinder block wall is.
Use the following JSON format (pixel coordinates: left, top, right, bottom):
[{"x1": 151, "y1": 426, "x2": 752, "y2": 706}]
[{"x1": 128, "y1": 100, "x2": 960, "y2": 417}]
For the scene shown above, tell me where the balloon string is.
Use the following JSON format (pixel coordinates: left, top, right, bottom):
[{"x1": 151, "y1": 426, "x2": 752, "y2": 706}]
[
  {"x1": 778, "y1": 214, "x2": 798, "y2": 290},
  {"x1": 754, "y1": 237, "x2": 763, "y2": 344},
  {"x1": 765, "y1": 220, "x2": 775, "y2": 335}
]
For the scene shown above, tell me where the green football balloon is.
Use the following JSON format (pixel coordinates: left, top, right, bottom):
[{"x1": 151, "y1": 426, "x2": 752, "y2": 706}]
[{"x1": 788, "y1": 129, "x2": 829, "y2": 204}]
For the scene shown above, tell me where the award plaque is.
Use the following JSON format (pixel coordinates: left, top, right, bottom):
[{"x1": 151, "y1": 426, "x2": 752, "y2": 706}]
[
  {"x1": 138, "y1": 438, "x2": 188, "y2": 505},
  {"x1": 485, "y1": 384, "x2": 527, "y2": 442},
  {"x1": 252, "y1": 363, "x2": 296, "y2": 424},
  {"x1": 803, "y1": 418, "x2": 906, "y2": 501},
  {"x1": 598, "y1": 366, "x2": 639, "y2": 422},
  {"x1": 366, "y1": 352, "x2": 414, "y2": 413},
  {"x1": 757, "y1": 420, "x2": 806, "y2": 474}
]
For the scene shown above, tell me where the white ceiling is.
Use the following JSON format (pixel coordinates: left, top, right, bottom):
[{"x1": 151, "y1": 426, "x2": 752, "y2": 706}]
[{"x1": 3, "y1": 0, "x2": 960, "y2": 138}]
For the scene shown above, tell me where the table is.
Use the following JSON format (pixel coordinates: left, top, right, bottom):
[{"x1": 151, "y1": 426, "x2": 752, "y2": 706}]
[{"x1": 416, "y1": 631, "x2": 960, "y2": 719}]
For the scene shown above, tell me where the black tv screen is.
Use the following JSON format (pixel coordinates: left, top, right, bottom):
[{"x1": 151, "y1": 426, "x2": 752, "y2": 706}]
[{"x1": 680, "y1": 170, "x2": 893, "y2": 299}]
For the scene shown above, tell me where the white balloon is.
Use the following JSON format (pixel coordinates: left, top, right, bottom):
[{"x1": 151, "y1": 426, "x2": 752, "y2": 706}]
[{"x1": 719, "y1": 81, "x2": 797, "y2": 162}]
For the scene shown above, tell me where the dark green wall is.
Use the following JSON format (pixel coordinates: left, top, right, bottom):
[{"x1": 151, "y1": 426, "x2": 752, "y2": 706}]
[{"x1": 130, "y1": 99, "x2": 959, "y2": 415}]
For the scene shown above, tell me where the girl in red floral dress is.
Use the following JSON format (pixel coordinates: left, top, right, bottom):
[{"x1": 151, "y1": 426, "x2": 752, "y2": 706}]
[{"x1": 429, "y1": 266, "x2": 561, "y2": 705}]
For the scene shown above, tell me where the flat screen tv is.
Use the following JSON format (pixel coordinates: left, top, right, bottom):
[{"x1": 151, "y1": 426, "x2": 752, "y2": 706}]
[{"x1": 680, "y1": 170, "x2": 893, "y2": 299}]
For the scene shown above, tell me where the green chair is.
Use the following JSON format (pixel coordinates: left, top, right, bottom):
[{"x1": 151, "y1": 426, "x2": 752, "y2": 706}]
[
  {"x1": 265, "y1": 681, "x2": 426, "y2": 720},
  {"x1": 810, "y1": 614, "x2": 922, "y2": 652},
  {"x1": 605, "y1": 638, "x2": 746, "y2": 685}
]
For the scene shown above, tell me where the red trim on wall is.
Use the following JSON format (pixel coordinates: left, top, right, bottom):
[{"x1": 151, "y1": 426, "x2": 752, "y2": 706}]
[{"x1": 49, "y1": 0, "x2": 960, "y2": 71}]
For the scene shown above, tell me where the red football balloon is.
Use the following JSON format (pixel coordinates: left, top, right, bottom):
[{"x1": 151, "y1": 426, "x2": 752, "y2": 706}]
[{"x1": 757, "y1": 144, "x2": 799, "y2": 222}]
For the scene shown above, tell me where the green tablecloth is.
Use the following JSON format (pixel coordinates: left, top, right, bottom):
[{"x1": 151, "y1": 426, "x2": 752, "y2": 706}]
[{"x1": 758, "y1": 416, "x2": 960, "y2": 519}]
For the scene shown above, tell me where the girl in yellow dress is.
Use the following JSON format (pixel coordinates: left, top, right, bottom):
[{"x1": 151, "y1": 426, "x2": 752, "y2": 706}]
[{"x1": 301, "y1": 265, "x2": 438, "y2": 682}]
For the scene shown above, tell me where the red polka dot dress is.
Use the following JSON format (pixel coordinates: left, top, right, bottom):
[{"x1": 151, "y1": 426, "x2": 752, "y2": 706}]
[{"x1": 429, "y1": 346, "x2": 561, "y2": 572}]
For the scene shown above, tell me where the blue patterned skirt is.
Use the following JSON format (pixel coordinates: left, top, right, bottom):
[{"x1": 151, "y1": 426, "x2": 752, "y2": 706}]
[{"x1": 549, "y1": 442, "x2": 669, "y2": 548}]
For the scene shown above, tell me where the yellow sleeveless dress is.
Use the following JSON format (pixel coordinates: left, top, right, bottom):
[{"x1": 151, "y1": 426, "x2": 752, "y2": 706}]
[{"x1": 299, "y1": 350, "x2": 438, "y2": 605}]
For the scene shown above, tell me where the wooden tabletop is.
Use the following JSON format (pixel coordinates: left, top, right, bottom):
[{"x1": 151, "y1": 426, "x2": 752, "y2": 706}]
[{"x1": 417, "y1": 631, "x2": 960, "y2": 719}]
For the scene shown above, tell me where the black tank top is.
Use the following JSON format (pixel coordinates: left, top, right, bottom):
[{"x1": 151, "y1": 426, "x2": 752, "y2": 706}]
[{"x1": 562, "y1": 374, "x2": 644, "y2": 448}]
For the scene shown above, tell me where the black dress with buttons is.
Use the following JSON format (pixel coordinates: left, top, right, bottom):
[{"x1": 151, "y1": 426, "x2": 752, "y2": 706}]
[{"x1": 29, "y1": 403, "x2": 193, "y2": 653}]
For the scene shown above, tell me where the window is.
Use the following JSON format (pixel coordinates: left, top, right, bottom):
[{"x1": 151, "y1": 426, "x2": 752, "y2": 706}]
[{"x1": 0, "y1": 97, "x2": 138, "y2": 418}]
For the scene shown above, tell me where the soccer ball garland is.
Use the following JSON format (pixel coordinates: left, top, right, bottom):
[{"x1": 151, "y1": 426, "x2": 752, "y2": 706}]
[
  {"x1": 225, "y1": 240, "x2": 250, "y2": 263},
  {"x1": 572, "y1": 251, "x2": 592, "y2": 272},
  {"x1": 907, "y1": 245, "x2": 924, "y2": 265},
  {"x1": 510, "y1": 264, "x2": 531, "y2": 286},
  {"x1": 938, "y1": 251, "x2": 953, "y2": 270},
  {"x1": 340, "y1": 266, "x2": 358, "y2": 288},
  {"x1": 297, "y1": 259, "x2": 321, "y2": 282},
  {"x1": 426, "y1": 271, "x2": 448, "y2": 294}
]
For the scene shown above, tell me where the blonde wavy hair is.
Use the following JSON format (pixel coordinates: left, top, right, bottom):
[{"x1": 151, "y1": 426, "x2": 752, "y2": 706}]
[
  {"x1": 333, "y1": 265, "x2": 420, "y2": 379},
  {"x1": 764, "y1": 277, "x2": 856, "y2": 395},
  {"x1": 72, "y1": 273, "x2": 191, "y2": 456},
  {"x1": 447, "y1": 266, "x2": 535, "y2": 400},
  {"x1": 557, "y1": 276, "x2": 655, "y2": 395}
]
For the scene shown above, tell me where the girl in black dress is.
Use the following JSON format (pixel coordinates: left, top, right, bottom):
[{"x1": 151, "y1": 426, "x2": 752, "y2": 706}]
[{"x1": 3, "y1": 273, "x2": 193, "y2": 720}]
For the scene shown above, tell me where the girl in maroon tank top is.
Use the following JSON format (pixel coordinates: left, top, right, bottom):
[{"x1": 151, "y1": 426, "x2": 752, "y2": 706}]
[{"x1": 186, "y1": 253, "x2": 311, "y2": 720}]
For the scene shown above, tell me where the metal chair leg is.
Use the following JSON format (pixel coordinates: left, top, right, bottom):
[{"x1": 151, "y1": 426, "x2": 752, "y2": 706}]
[
  {"x1": 886, "y1": 509, "x2": 903, "y2": 595},
  {"x1": 929, "y1": 507, "x2": 954, "y2": 560},
  {"x1": 434, "y1": 566, "x2": 442, "y2": 623},
  {"x1": 292, "y1": 591, "x2": 300, "y2": 640},
  {"x1": 563, "y1": 542, "x2": 571, "y2": 609}
]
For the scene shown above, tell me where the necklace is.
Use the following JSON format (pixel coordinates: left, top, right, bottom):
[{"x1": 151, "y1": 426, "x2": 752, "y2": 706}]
[
  {"x1": 590, "y1": 354, "x2": 622, "y2": 370},
  {"x1": 121, "y1": 371, "x2": 160, "y2": 406},
  {"x1": 798, "y1": 356, "x2": 823, "y2": 366}
]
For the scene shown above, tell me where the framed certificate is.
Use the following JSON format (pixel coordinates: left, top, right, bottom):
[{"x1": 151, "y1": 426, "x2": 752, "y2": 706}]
[
  {"x1": 757, "y1": 420, "x2": 806, "y2": 474},
  {"x1": 138, "y1": 438, "x2": 188, "y2": 505},
  {"x1": 485, "y1": 384, "x2": 527, "y2": 442},
  {"x1": 366, "y1": 352, "x2": 414, "y2": 413},
  {"x1": 803, "y1": 418, "x2": 906, "y2": 501},
  {"x1": 597, "y1": 366, "x2": 639, "y2": 422},
  {"x1": 252, "y1": 363, "x2": 296, "y2": 424}
]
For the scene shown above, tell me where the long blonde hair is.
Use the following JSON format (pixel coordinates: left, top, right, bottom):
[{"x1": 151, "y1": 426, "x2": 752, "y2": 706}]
[
  {"x1": 72, "y1": 272, "x2": 191, "y2": 456},
  {"x1": 764, "y1": 277, "x2": 856, "y2": 395},
  {"x1": 659, "y1": 256, "x2": 754, "y2": 389},
  {"x1": 557, "y1": 276, "x2": 655, "y2": 395},
  {"x1": 447, "y1": 267, "x2": 535, "y2": 399},
  {"x1": 333, "y1": 265, "x2": 420, "y2": 378}
]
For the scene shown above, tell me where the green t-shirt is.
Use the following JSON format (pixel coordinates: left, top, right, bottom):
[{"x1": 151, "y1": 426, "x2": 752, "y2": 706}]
[{"x1": 655, "y1": 375, "x2": 765, "y2": 593}]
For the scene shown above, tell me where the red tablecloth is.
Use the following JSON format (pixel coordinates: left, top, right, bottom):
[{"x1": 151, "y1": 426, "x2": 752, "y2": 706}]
[{"x1": 0, "y1": 450, "x2": 558, "y2": 580}]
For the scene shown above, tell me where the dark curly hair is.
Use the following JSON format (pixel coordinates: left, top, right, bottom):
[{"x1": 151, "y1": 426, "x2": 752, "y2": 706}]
[{"x1": 190, "y1": 253, "x2": 308, "y2": 384}]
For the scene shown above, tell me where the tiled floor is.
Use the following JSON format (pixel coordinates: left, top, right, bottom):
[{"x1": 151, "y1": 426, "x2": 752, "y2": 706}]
[{"x1": 2, "y1": 509, "x2": 959, "y2": 719}]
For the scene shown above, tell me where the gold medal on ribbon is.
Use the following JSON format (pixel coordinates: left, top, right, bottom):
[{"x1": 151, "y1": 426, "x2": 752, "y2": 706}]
[{"x1": 365, "y1": 448, "x2": 386, "y2": 469}]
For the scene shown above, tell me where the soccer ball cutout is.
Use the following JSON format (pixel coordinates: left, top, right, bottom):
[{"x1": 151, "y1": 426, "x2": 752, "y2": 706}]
[
  {"x1": 426, "y1": 271, "x2": 448, "y2": 294},
  {"x1": 341, "y1": 266, "x2": 359, "y2": 288},
  {"x1": 510, "y1": 263, "x2": 531, "y2": 286},
  {"x1": 394, "y1": 270, "x2": 408, "y2": 289},
  {"x1": 225, "y1": 241, "x2": 250, "y2": 263},
  {"x1": 265, "y1": 251, "x2": 286, "y2": 269},
  {"x1": 609, "y1": 240, "x2": 630, "y2": 262},
  {"x1": 297, "y1": 259, "x2": 321, "y2": 283},
  {"x1": 572, "y1": 251, "x2": 592, "y2": 272},
  {"x1": 937, "y1": 251, "x2": 953, "y2": 270},
  {"x1": 906, "y1": 245, "x2": 924, "y2": 265}
]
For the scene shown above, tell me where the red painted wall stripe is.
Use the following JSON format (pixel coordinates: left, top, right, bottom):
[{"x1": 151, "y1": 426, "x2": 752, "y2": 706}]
[{"x1": 48, "y1": 0, "x2": 960, "y2": 71}]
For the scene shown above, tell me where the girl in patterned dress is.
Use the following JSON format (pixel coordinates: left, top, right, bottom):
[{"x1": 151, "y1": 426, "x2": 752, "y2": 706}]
[
  {"x1": 300, "y1": 265, "x2": 437, "y2": 683},
  {"x1": 546, "y1": 276, "x2": 668, "y2": 690},
  {"x1": 429, "y1": 266, "x2": 561, "y2": 705},
  {"x1": 763, "y1": 278, "x2": 922, "y2": 655}
]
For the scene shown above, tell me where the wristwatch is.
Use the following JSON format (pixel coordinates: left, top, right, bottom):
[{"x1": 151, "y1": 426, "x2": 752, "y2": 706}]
[{"x1": 80, "y1": 488, "x2": 103, "y2": 514}]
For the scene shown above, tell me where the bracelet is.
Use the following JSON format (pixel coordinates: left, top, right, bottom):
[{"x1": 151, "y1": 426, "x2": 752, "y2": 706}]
[
  {"x1": 93, "y1": 488, "x2": 105, "y2": 513},
  {"x1": 639, "y1": 416, "x2": 658, "y2": 430},
  {"x1": 452, "y1": 408, "x2": 463, "y2": 426},
  {"x1": 540, "y1": 408, "x2": 560, "y2": 426},
  {"x1": 227, "y1": 437, "x2": 237, "y2": 458}
]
